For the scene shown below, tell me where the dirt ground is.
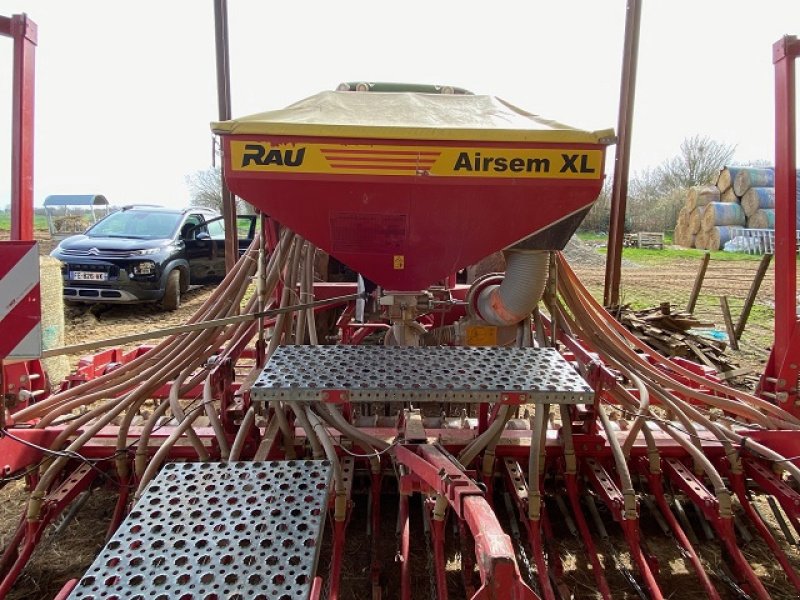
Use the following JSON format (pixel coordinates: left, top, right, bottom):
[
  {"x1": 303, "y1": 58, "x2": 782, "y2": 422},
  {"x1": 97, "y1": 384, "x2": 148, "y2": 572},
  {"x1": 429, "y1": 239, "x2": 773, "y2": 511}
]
[{"x1": 1, "y1": 233, "x2": 796, "y2": 599}]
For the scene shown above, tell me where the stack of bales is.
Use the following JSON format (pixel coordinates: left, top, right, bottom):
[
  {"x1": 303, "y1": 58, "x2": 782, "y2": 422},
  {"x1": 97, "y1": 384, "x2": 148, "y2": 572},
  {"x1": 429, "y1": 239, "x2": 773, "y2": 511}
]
[
  {"x1": 674, "y1": 173, "x2": 745, "y2": 250},
  {"x1": 732, "y1": 167, "x2": 777, "y2": 231},
  {"x1": 674, "y1": 166, "x2": 783, "y2": 251},
  {"x1": 674, "y1": 185, "x2": 718, "y2": 248}
]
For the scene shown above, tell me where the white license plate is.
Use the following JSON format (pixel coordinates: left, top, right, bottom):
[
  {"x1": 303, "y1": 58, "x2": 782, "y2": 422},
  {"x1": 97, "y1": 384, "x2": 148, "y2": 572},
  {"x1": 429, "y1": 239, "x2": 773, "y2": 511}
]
[{"x1": 72, "y1": 271, "x2": 107, "y2": 281}]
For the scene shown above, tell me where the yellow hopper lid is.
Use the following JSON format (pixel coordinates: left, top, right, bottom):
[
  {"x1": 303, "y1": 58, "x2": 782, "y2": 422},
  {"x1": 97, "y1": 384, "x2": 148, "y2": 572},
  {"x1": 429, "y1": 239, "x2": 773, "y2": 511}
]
[{"x1": 212, "y1": 90, "x2": 615, "y2": 144}]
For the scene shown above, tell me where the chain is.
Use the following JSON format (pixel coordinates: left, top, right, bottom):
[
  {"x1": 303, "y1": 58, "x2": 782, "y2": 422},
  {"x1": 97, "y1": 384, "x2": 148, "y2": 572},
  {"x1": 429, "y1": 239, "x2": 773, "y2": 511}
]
[
  {"x1": 421, "y1": 498, "x2": 439, "y2": 600},
  {"x1": 502, "y1": 493, "x2": 537, "y2": 593}
]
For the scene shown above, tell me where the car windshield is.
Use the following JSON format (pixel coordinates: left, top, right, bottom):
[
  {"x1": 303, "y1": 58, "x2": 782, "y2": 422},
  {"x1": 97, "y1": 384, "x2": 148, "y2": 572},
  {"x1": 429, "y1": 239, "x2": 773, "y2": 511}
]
[{"x1": 86, "y1": 210, "x2": 182, "y2": 239}]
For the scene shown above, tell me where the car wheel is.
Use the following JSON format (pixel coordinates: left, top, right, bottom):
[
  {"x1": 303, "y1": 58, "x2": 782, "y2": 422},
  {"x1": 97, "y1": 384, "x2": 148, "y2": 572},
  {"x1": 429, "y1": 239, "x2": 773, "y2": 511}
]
[{"x1": 161, "y1": 270, "x2": 181, "y2": 311}]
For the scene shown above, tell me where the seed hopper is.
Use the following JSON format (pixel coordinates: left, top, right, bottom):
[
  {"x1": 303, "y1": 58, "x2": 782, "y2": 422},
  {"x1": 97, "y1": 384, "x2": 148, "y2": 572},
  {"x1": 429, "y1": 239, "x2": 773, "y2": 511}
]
[{"x1": 2, "y1": 40, "x2": 800, "y2": 600}]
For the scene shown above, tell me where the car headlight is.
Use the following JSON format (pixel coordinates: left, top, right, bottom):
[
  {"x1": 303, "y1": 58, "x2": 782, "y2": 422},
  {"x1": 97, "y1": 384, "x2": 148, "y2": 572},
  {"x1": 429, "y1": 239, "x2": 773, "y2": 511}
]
[
  {"x1": 132, "y1": 261, "x2": 156, "y2": 275},
  {"x1": 131, "y1": 247, "x2": 162, "y2": 256}
]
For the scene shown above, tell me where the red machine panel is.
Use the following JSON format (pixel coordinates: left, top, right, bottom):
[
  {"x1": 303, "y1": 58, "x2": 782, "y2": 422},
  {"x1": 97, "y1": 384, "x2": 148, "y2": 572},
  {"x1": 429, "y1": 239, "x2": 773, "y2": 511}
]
[{"x1": 221, "y1": 135, "x2": 607, "y2": 290}]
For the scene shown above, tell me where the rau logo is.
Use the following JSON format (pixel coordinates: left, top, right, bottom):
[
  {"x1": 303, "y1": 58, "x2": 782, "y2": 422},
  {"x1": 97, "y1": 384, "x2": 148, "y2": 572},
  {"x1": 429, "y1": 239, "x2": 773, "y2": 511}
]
[{"x1": 241, "y1": 144, "x2": 306, "y2": 167}]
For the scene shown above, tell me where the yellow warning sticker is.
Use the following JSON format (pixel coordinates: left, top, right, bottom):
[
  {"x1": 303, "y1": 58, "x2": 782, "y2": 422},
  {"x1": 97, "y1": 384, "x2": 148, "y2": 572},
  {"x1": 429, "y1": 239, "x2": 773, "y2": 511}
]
[
  {"x1": 229, "y1": 141, "x2": 603, "y2": 180},
  {"x1": 465, "y1": 325, "x2": 498, "y2": 347},
  {"x1": 393, "y1": 255, "x2": 405, "y2": 270}
]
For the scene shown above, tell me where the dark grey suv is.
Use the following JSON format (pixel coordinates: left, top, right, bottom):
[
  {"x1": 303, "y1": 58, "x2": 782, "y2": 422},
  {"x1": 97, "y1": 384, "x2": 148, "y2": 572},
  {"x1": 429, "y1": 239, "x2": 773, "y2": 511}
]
[{"x1": 50, "y1": 205, "x2": 255, "y2": 310}]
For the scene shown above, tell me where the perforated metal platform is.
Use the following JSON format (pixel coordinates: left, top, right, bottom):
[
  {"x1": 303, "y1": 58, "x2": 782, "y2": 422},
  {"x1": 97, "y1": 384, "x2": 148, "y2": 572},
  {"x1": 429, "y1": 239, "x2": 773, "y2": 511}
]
[
  {"x1": 68, "y1": 460, "x2": 331, "y2": 600},
  {"x1": 252, "y1": 346, "x2": 593, "y2": 404}
]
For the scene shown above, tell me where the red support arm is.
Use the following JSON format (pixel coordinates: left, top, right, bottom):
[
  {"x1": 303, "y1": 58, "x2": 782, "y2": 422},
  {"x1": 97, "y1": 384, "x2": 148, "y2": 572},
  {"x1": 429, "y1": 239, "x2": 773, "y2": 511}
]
[
  {"x1": 394, "y1": 444, "x2": 539, "y2": 600},
  {"x1": 1, "y1": 14, "x2": 37, "y2": 242}
]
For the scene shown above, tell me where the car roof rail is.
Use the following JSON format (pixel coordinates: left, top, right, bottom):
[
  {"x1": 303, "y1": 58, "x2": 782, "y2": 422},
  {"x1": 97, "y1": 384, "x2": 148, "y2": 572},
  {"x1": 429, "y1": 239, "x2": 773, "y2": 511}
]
[{"x1": 121, "y1": 204, "x2": 166, "y2": 211}]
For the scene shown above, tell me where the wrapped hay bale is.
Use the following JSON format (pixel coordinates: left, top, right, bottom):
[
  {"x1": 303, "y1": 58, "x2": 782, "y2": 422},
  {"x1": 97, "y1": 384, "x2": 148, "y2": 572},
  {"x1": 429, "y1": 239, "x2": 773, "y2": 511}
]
[
  {"x1": 720, "y1": 187, "x2": 739, "y2": 202},
  {"x1": 672, "y1": 223, "x2": 684, "y2": 246},
  {"x1": 682, "y1": 190, "x2": 697, "y2": 212},
  {"x1": 695, "y1": 229, "x2": 710, "y2": 250},
  {"x1": 716, "y1": 166, "x2": 744, "y2": 193},
  {"x1": 701, "y1": 202, "x2": 746, "y2": 231},
  {"x1": 741, "y1": 187, "x2": 776, "y2": 216},
  {"x1": 688, "y1": 208, "x2": 702, "y2": 234},
  {"x1": 39, "y1": 255, "x2": 69, "y2": 386},
  {"x1": 676, "y1": 206, "x2": 690, "y2": 229},
  {"x1": 747, "y1": 209, "x2": 775, "y2": 230},
  {"x1": 733, "y1": 167, "x2": 774, "y2": 197},
  {"x1": 673, "y1": 222, "x2": 689, "y2": 247},
  {"x1": 687, "y1": 185, "x2": 719, "y2": 211},
  {"x1": 706, "y1": 226, "x2": 739, "y2": 251}
]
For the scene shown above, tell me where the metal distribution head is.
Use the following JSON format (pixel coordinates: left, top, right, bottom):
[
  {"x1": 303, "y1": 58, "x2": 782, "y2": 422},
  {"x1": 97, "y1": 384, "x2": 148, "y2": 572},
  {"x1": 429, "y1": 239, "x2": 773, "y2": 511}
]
[{"x1": 213, "y1": 88, "x2": 614, "y2": 290}]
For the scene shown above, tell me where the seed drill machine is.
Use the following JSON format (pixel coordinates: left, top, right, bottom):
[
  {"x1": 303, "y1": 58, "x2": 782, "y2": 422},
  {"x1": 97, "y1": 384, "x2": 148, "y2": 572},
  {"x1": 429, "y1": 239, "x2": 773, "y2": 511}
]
[{"x1": 2, "y1": 20, "x2": 800, "y2": 599}]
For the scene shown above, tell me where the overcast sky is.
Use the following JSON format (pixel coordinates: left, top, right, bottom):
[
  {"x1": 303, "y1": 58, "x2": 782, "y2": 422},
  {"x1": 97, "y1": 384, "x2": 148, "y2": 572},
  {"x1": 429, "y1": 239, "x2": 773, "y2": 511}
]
[{"x1": 1, "y1": 0, "x2": 799, "y2": 209}]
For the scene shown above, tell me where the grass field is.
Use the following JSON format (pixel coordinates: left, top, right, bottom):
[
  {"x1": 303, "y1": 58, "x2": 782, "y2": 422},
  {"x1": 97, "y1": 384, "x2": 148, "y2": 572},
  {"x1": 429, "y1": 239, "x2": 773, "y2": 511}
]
[
  {"x1": 0, "y1": 214, "x2": 49, "y2": 230},
  {"x1": 577, "y1": 231, "x2": 785, "y2": 264}
]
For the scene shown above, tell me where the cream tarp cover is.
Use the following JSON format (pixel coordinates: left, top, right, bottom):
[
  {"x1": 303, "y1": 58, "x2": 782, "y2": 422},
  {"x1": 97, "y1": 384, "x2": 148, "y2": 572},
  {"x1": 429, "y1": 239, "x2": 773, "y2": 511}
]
[{"x1": 212, "y1": 90, "x2": 614, "y2": 144}]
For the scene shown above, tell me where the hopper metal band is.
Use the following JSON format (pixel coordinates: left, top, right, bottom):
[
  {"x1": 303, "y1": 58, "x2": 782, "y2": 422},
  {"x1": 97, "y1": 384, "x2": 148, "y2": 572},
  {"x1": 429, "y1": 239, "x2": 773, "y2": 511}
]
[
  {"x1": 251, "y1": 346, "x2": 593, "y2": 404},
  {"x1": 67, "y1": 461, "x2": 332, "y2": 600}
]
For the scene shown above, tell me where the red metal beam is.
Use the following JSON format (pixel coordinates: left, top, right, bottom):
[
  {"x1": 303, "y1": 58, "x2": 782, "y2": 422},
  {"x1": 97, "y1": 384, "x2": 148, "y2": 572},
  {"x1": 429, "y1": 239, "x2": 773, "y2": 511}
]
[
  {"x1": 1, "y1": 14, "x2": 37, "y2": 241},
  {"x1": 767, "y1": 35, "x2": 800, "y2": 411},
  {"x1": 604, "y1": 0, "x2": 641, "y2": 307}
]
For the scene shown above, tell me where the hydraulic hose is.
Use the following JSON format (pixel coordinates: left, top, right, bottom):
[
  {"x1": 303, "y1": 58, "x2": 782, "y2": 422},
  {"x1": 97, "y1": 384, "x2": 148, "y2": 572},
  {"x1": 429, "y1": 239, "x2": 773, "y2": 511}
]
[
  {"x1": 288, "y1": 401, "x2": 324, "y2": 459},
  {"x1": 527, "y1": 403, "x2": 548, "y2": 521},
  {"x1": 556, "y1": 253, "x2": 800, "y2": 428},
  {"x1": 168, "y1": 369, "x2": 210, "y2": 461},
  {"x1": 306, "y1": 406, "x2": 346, "y2": 521},
  {"x1": 134, "y1": 398, "x2": 172, "y2": 477},
  {"x1": 203, "y1": 376, "x2": 230, "y2": 459},
  {"x1": 228, "y1": 406, "x2": 256, "y2": 462},
  {"x1": 133, "y1": 403, "x2": 205, "y2": 499},
  {"x1": 458, "y1": 405, "x2": 512, "y2": 466}
]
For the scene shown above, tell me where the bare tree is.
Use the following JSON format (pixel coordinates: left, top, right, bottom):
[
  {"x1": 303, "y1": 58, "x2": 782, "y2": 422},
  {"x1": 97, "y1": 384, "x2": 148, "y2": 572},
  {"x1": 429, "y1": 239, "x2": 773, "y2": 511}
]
[
  {"x1": 186, "y1": 167, "x2": 223, "y2": 211},
  {"x1": 659, "y1": 135, "x2": 735, "y2": 189},
  {"x1": 581, "y1": 177, "x2": 612, "y2": 231},
  {"x1": 185, "y1": 167, "x2": 254, "y2": 213}
]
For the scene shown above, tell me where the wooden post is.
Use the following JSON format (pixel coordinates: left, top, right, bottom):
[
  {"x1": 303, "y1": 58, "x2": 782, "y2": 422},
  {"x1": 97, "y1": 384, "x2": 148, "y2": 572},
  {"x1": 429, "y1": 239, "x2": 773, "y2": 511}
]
[
  {"x1": 686, "y1": 252, "x2": 710, "y2": 313},
  {"x1": 719, "y1": 296, "x2": 739, "y2": 351},
  {"x1": 734, "y1": 253, "x2": 773, "y2": 340}
]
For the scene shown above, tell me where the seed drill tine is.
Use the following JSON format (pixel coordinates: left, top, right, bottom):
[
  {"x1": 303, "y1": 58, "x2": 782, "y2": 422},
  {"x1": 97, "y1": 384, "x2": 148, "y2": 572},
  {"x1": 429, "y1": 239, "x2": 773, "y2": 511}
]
[
  {"x1": 367, "y1": 483, "x2": 373, "y2": 537},
  {"x1": 729, "y1": 473, "x2": 800, "y2": 592},
  {"x1": 671, "y1": 497, "x2": 699, "y2": 546},
  {"x1": 421, "y1": 497, "x2": 441, "y2": 600},
  {"x1": 641, "y1": 495, "x2": 670, "y2": 536},
  {"x1": 501, "y1": 458, "x2": 560, "y2": 600},
  {"x1": 369, "y1": 468, "x2": 383, "y2": 598},
  {"x1": 733, "y1": 510, "x2": 754, "y2": 545},
  {"x1": 585, "y1": 493, "x2": 649, "y2": 600},
  {"x1": 502, "y1": 492, "x2": 539, "y2": 596},
  {"x1": 554, "y1": 493, "x2": 578, "y2": 537},
  {"x1": 786, "y1": 510, "x2": 800, "y2": 541},
  {"x1": 540, "y1": 503, "x2": 567, "y2": 586},
  {"x1": 51, "y1": 490, "x2": 93, "y2": 538},
  {"x1": 563, "y1": 475, "x2": 613, "y2": 599},
  {"x1": 690, "y1": 501, "x2": 716, "y2": 541},
  {"x1": 644, "y1": 473, "x2": 722, "y2": 600},
  {"x1": 662, "y1": 459, "x2": 772, "y2": 600},
  {"x1": 767, "y1": 495, "x2": 798, "y2": 545},
  {"x1": 715, "y1": 565, "x2": 754, "y2": 600}
]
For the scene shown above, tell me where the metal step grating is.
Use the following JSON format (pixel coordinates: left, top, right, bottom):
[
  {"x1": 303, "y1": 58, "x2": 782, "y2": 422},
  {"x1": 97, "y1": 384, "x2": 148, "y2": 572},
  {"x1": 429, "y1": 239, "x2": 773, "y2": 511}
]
[
  {"x1": 252, "y1": 345, "x2": 593, "y2": 404},
  {"x1": 68, "y1": 460, "x2": 331, "y2": 600}
]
